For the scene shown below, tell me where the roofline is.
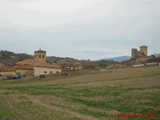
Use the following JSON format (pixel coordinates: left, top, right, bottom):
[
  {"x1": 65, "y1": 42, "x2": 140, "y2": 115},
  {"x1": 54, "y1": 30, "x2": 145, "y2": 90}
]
[
  {"x1": 34, "y1": 66, "x2": 61, "y2": 69},
  {"x1": 34, "y1": 50, "x2": 46, "y2": 52}
]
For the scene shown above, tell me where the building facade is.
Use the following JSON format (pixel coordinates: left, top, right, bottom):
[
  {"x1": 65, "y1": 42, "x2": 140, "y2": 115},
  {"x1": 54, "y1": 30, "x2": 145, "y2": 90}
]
[{"x1": 34, "y1": 66, "x2": 61, "y2": 76}]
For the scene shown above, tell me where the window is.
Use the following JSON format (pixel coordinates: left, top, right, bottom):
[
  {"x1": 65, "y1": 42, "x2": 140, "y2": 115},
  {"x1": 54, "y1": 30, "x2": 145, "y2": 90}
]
[
  {"x1": 56, "y1": 71, "x2": 59, "y2": 74},
  {"x1": 39, "y1": 55, "x2": 41, "y2": 58},
  {"x1": 50, "y1": 71, "x2": 53, "y2": 74},
  {"x1": 43, "y1": 55, "x2": 44, "y2": 58},
  {"x1": 44, "y1": 71, "x2": 47, "y2": 73}
]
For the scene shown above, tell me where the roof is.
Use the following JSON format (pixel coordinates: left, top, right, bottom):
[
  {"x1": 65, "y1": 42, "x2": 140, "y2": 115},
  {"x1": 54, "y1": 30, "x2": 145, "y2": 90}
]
[
  {"x1": 140, "y1": 45, "x2": 147, "y2": 48},
  {"x1": 61, "y1": 62, "x2": 82, "y2": 68},
  {"x1": 0, "y1": 66, "x2": 16, "y2": 72},
  {"x1": 0, "y1": 65, "x2": 33, "y2": 72},
  {"x1": 14, "y1": 65, "x2": 34, "y2": 70},
  {"x1": 34, "y1": 49, "x2": 46, "y2": 52},
  {"x1": 16, "y1": 59, "x2": 61, "y2": 69}
]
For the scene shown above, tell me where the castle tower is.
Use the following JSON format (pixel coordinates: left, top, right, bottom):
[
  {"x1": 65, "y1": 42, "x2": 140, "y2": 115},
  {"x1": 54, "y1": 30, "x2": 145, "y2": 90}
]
[
  {"x1": 140, "y1": 45, "x2": 148, "y2": 56},
  {"x1": 34, "y1": 49, "x2": 46, "y2": 63},
  {"x1": 131, "y1": 48, "x2": 137, "y2": 58}
]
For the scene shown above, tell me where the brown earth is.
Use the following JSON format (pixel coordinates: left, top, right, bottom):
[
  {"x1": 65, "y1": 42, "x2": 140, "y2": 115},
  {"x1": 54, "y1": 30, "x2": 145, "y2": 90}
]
[{"x1": 0, "y1": 66, "x2": 160, "y2": 120}]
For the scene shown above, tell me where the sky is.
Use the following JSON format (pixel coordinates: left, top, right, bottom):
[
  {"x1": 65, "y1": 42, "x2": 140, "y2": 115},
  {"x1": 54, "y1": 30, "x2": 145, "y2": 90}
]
[{"x1": 0, "y1": 0, "x2": 159, "y2": 60}]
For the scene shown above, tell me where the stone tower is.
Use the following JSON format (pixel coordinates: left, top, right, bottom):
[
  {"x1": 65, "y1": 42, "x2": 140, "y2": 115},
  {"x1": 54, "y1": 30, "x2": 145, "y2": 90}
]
[
  {"x1": 140, "y1": 45, "x2": 148, "y2": 56},
  {"x1": 131, "y1": 48, "x2": 137, "y2": 58},
  {"x1": 34, "y1": 49, "x2": 46, "y2": 63}
]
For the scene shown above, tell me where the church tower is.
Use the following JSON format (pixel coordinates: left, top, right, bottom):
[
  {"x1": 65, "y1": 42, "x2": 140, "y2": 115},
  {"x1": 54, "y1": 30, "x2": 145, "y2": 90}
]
[{"x1": 34, "y1": 49, "x2": 46, "y2": 63}]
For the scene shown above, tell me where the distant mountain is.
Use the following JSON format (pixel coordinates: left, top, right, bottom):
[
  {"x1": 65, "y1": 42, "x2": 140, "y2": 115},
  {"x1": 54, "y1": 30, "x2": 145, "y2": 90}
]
[
  {"x1": 47, "y1": 56, "x2": 77, "y2": 64},
  {"x1": 153, "y1": 53, "x2": 160, "y2": 58},
  {"x1": 100, "y1": 56, "x2": 131, "y2": 62}
]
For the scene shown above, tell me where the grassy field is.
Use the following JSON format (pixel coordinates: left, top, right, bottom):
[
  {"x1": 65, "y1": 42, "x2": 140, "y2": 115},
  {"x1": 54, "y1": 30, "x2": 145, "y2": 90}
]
[{"x1": 0, "y1": 66, "x2": 160, "y2": 120}]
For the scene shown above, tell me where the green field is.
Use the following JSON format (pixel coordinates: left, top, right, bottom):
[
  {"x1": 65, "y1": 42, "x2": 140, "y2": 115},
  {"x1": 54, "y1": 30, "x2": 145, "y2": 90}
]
[{"x1": 0, "y1": 66, "x2": 160, "y2": 120}]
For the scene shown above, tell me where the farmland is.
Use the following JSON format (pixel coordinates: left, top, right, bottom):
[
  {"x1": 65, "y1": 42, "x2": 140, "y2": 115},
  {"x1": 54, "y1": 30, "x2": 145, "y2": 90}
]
[{"x1": 0, "y1": 66, "x2": 160, "y2": 120}]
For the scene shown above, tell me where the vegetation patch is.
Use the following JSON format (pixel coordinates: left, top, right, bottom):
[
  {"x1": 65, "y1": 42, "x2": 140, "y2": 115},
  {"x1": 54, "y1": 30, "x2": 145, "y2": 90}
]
[
  {"x1": 0, "y1": 66, "x2": 160, "y2": 119},
  {"x1": 77, "y1": 108, "x2": 105, "y2": 118},
  {"x1": 0, "y1": 105, "x2": 10, "y2": 120}
]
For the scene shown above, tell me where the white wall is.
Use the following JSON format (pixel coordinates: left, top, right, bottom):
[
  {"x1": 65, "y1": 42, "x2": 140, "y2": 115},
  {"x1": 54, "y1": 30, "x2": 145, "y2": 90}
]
[{"x1": 34, "y1": 67, "x2": 61, "y2": 76}]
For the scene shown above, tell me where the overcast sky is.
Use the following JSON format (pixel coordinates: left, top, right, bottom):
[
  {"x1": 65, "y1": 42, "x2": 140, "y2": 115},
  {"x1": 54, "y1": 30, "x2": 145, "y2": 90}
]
[{"x1": 0, "y1": 0, "x2": 159, "y2": 60}]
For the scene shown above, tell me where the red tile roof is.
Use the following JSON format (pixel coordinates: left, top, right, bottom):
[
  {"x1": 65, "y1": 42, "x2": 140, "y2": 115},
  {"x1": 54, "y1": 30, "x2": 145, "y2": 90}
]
[
  {"x1": 0, "y1": 59, "x2": 61, "y2": 72},
  {"x1": 14, "y1": 65, "x2": 34, "y2": 70},
  {"x1": 16, "y1": 59, "x2": 61, "y2": 69},
  {"x1": 0, "y1": 66, "x2": 16, "y2": 72},
  {"x1": 0, "y1": 65, "x2": 33, "y2": 72}
]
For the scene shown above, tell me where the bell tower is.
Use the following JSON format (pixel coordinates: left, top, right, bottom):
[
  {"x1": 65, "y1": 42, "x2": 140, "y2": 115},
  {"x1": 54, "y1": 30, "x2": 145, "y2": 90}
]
[{"x1": 34, "y1": 48, "x2": 46, "y2": 63}]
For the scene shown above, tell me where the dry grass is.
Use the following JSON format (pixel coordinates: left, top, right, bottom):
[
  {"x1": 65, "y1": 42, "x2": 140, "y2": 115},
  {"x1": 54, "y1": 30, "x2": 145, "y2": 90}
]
[{"x1": 0, "y1": 66, "x2": 160, "y2": 120}]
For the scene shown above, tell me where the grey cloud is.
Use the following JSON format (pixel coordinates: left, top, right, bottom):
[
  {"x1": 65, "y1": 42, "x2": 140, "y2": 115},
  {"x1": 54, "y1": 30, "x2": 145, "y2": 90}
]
[
  {"x1": 0, "y1": 0, "x2": 159, "y2": 59},
  {"x1": 0, "y1": 0, "x2": 37, "y2": 2},
  {"x1": 76, "y1": 50, "x2": 121, "y2": 55}
]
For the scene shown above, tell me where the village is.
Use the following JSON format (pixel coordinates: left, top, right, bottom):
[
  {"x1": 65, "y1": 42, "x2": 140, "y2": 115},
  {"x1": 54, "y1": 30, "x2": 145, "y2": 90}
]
[
  {"x1": 0, "y1": 0, "x2": 159, "y2": 119},
  {"x1": 0, "y1": 45, "x2": 160, "y2": 80},
  {"x1": 0, "y1": 49, "x2": 97, "y2": 79}
]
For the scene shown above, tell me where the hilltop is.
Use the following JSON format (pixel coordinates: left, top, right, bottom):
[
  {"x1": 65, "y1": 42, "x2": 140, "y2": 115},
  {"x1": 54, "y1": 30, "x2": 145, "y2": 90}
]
[
  {"x1": 123, "y1": 55, "x2": 160, "y2": 66},
  {"x1": 0, "y1": 50, "x2": 118, "y2": 68},
  {"x1": 99, "y1": 56, "x2": 131, "y2": 62},
  {"x1": 0, "y1": 50, "x2": 77, "y2": 66},
  {"x1": 0, "y1": 50, "x2": 33, "y2": 66}
]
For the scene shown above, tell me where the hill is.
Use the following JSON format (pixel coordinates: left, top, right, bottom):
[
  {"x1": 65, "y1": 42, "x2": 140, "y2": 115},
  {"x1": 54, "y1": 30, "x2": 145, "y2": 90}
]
[
  {"x1": 100, "y1": 56, "x2": 131, "y2": 62},
  {"x1": 0, "y1": 50, "x2": 33, "y2": 66},
  {"x1": 0, "y1": 50, "x2": 117, "y2": 68},
  {"x1": 123, "y1": 55, "x2": 160, "y2": 66},
  {"x1": 47, "y1": 56, "x2": 78, "y2": 64},
  {"x1": 0, "y1": 50, "x2": 77, "y2": 65}
]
